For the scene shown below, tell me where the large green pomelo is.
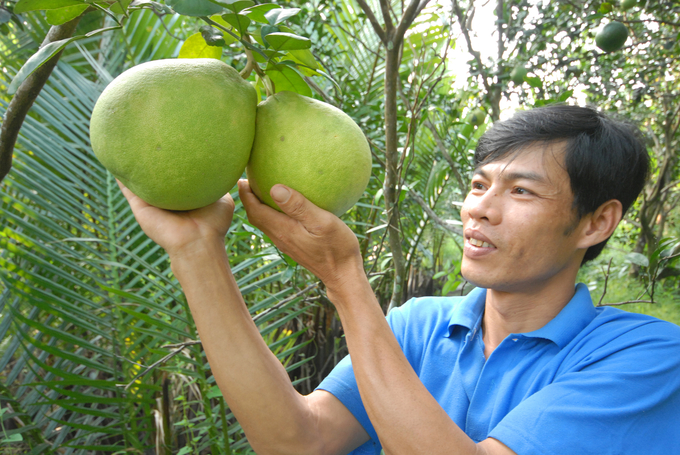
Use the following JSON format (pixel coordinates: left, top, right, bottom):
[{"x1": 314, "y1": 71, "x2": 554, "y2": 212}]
[
  {"x1": 246, "y1": 92, "x2": 372, "y2": 217},
  {"x1": 595, "y1": 22, "x2": 629, "y2": 53},
  {"x1": 90, "y1": 58, "x2": 257, "y2": 211}
]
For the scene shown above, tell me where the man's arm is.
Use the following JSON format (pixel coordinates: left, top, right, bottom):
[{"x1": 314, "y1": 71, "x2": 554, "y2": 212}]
[
  {"x1": 118, "y1": 181, "x2": 369, "y2": 455},
  {"x1": 241, "y1": 182, "x2": 516, "y2": 455}
]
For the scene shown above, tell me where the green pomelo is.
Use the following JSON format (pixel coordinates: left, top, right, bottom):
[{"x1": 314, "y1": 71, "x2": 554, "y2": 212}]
[
  {"x1": 510, "y1": 65, "x2": 527, "y2": 85},
  {"x1": 595, "y1": 21, "x2": 629, "y2": 53},
  {"x1": 621, "y1": 0, "x2": 637, "y2": 10},
  {"x1": 90, "y1": 58, "x2": 257, "y2": 211},
  {"x1": 469, "y1": 108, "x2": 486, "y2": 126},
  {"x1": 246, "y1": 91, "x2": 372, "y2": 217}
]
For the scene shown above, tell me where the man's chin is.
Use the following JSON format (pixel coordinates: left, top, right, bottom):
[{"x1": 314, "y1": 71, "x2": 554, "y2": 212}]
[{"x1": 459, "y1": 268, "x2": 485, "y2": 290}]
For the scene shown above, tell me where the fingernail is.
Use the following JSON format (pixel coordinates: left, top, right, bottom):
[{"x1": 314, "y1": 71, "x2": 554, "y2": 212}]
[{"x1": 271, "y1": 185, "x2": 291, "y2": 203}]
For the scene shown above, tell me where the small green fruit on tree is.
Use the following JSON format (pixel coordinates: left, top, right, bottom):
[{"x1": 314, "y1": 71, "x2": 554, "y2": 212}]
[
  {"x1": 90, "y1": 58, "x2": 257, "y2": 211},
  {"x1": 469, "y1": 108, "x2": 486, "y2": 126},
  {"x1": 621, "y1": 0, "x2": 637, "y2": 11},
  {"x1": 510, "y1": 65, "x2": 528, "y2": 85},
  {"x1": 595, "y1": 21, "x2": 629, "y2": 53},
  {"x1": 247, "y1": 91, "x2": 372, "y2": 217}
]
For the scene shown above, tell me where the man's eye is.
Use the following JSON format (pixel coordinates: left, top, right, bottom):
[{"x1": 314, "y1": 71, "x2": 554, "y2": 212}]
[
  {"x1": 514, "y1": 187, "x2": 531, "y2": 195},
  {"x1": 472, "y1": 182, "x2": 485, "y2": 190}
]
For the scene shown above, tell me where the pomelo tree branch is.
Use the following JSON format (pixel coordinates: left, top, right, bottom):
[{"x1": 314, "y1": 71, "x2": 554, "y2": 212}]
[
  {"x1": 353, "y1": 0, "x2": 432, "y2": 312},
  {"x1": 451, "y1": 0, "x2": 501, "y2": 121},
  {"x1": 0, "y1": 14, "x2": 84, "y2": 185},
  {"x1": 409, "y1": 190, "x2": 463, "y2": 237},
  {"x1": 354, "y1": 0, "x2": 387, "y2": 44}
]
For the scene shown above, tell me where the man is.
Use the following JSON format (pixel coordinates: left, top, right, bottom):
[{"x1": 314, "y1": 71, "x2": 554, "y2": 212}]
[{"x1": 120, "y1": 105, "x2": 680, "y2": 454}]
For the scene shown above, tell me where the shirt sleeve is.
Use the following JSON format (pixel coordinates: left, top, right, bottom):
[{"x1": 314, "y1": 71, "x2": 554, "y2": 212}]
[{"x1": 489, "y1": 320, "x2": 680, "y2": 455}]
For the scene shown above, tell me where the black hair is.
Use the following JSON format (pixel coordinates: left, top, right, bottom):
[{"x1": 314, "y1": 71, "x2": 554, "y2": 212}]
[{"x1": 474, "y1": 104, "x2": 649, "y2": 263}]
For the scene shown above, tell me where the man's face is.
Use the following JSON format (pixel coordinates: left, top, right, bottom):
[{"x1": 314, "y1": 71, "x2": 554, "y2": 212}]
[{"x1": 460, "y1": 145, "x2": 587, "y2": 294}]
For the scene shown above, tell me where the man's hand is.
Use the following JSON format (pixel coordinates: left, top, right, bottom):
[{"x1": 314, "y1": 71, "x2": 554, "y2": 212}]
[
  {"x1": 239, "y1": 180, "x2": 364, "y2": 293},
  {"x1": 117, "y1": 180, "x2": 235, "y2": 258}
]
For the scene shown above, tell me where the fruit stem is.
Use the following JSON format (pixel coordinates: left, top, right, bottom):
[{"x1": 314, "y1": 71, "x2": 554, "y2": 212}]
[{"x1": 240, "y1": 47, "x2": 256, "y2": 79}]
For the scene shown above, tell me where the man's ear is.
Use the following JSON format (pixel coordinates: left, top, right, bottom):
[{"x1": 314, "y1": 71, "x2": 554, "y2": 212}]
[{"x1": 576, "y1": 199, "x2": 623, "y2": 249}]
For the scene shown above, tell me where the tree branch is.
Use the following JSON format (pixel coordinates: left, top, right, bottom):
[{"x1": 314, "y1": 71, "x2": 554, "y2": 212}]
[
  {"x1": 409, "y1": 190, "x2": 463, "y2": 237},
  {"x1": 378, "y1": 0, "x2": 395, "y2": 35},
  {"x1": 395, "y1": 0, "x2": 431, "y2": 44},
  {"x1": 0, "y1": 14, "x2": 84, "y2": 184},
  {"x1": 354, "y1": 0, "x2": 388, "y2": 44},
  {"x1": 451, "y1": 0, "x2": 497, "y2": 116}
]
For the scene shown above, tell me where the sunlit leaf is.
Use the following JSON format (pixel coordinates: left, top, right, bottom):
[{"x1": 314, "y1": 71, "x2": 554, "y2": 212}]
[
  {"x1": 264, "y1": 7, "x2": 301, "y2": 25},
  {"x1": 264, "y1": 32, "x2": 311, "y2": 51},
  {"x1": 265, "y1": 64, "x2": 312, "y2": 96},
  {"x1": 14, "y1": 0, "x2": 84, "y2": 13},
  {"x1": 242, "y1": 3, "x2": 280, "y2": 23},
  {"x1": 45, "y1": 4, "x2": 87, "y2": 25},
  {"x1": 178, "y1": 32, "x2": 223, "y2": 59}
]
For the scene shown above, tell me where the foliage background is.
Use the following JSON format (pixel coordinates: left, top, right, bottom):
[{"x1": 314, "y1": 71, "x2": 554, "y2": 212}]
[{"x1": 0, "y1": 0, "x2": 678, "y2": 453}]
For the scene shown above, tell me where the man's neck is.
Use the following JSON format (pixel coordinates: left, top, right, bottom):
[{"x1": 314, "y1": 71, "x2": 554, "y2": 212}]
[{"x1": 481, "y1": 277, "x2": 578, "y2": 359}]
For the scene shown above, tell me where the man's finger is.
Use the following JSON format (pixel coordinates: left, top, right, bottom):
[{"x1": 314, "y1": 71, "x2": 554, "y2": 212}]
[
  {"x1": 116, "y1": 179, "x2": 151, "y2": 214},
  {"x1": 239, "y1": 180, "x2": 298, "y2": 235}
]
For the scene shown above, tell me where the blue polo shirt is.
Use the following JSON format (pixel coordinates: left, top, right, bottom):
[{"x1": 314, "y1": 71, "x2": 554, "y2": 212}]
[{"x1": 316, "y1": 284, "x2": 680, "y2": 454}]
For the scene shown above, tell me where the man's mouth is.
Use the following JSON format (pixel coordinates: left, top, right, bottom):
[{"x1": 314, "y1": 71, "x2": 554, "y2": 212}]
[{"x1": 467, "y1": 237, "x2": 496, "y2": 248}]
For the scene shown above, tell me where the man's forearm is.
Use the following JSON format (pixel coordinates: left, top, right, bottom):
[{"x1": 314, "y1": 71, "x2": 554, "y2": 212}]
[
  {"x1": 328, "y1": 276, "x2": 496, "y2": 455},
  {"x1": 170, "y1": 240, "x2": 323, "y2": 454}
]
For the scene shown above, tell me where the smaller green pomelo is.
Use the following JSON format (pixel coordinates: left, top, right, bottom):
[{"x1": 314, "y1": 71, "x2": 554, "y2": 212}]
[
  {"x1": 246, "y1": 92, "x2": 372, "y2": 217},
  {"x1": 595, "y1": 21, "x2": 629, "y2": 53},
  {"x1": 90, "y1": 58, "x2": 257, "y2": 211},
  {"x1": 510, "y1": 65, "x2": 527, "y2": 85},
  {"x1": 620, "y1": 0, "x2": 637, "y2": 10},
  {"x1": 469, "y1": 108, "x2": 486, "y2": 126}
]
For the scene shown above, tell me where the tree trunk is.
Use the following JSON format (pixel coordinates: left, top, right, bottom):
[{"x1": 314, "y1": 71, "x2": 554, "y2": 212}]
[{"x1": 385, "y1": 44, "x2": 407, "y2": 312}]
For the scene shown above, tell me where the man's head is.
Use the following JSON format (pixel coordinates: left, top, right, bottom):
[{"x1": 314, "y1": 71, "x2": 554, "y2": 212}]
[{"x1": 474, "y1": 104, "x2": 649, "y2": 263}]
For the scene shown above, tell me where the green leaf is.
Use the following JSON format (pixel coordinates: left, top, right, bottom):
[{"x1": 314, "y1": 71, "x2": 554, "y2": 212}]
[
  {"x1": 266, "y1": 64, "x2": 312, "y2": 96},
  {"x1": 221, "y1": 12, "x2": 251, "y2": 36},
  {"x1": 288, "y1": 49, "x2": 319, "y2": 70},
  {"x1": 179, "y1": 32, "x2": 223, "y2": 59},
  {"x1": 109, "y1": 0, "x2": 133, "y2": 15},
  {"x1": 206, "y1": 385, "x2": 223, "y2": 398},
  {"x1": 207, "y1": 14, "x2": 239, "y2": 42},
  {"x1": 625, "y1": 252, "x2": 649, "y2": 268},
  {"x1": 166, "y1": 0, "x2": 223, "y2": 16},
  {"x1": 264, "y1": 32, "x2": 311, "y2": 51},
  {"x1": 315, "y1": 69, "x2": 342, "y2": 95},
  {"x1": 0, "y1": 8, "x2": 12, "y2": 24},
  {"x1": 14, "y1": 0, "x2": 84, "y2": 13},
  {"x1": 558, "y1": 90, "x2": 574, "y2": 102},
  {"x1": 264, "y1": 7, "x2": 301, "y2": 25},
  {"x1": 242, "y1": 4, "x2": 281, "y2": 23},
  {"x1": 260, "y1": 24, "x2": 279, "y2": 48},
  {"x1": 7, "y1": 25, "x2": 120, "y2": 95},
  {"x1": 45, "y1": 4, "x2": 88, "y2": 25},
  {"x1": 209, "y1": 0, "x2": 254, "y2": 13},
  {"x1": 525, "y1": 76, "x2": 542, "y2": 88},
  {"x1": 1, "y1": 433, "x2": 24, "y2": 443}
]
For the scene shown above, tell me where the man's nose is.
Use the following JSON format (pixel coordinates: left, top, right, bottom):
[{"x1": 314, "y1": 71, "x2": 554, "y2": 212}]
[{"x1": 463, "y1": 190, "x2": 502, "y2": 225}]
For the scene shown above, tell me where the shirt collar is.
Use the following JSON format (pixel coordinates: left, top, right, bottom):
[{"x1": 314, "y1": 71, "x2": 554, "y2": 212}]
[
  {"x1": 445, "y1": 283, "x2": 597, "y2": 348},
  {"x1": 446, "y1": 286, "x2": 487, "y2": 337},
  {"x1": 522, "y1": 283, "x2": 597, "y2": 348}
]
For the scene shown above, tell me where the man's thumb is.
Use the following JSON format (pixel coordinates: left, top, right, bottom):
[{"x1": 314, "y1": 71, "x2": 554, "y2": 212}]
[
  {"x1": 270, "y1": 184, "x2": 313, "y2": 221},
  {"x1": 271, "y1": 184, "x2": 292, "y2": 205}
]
